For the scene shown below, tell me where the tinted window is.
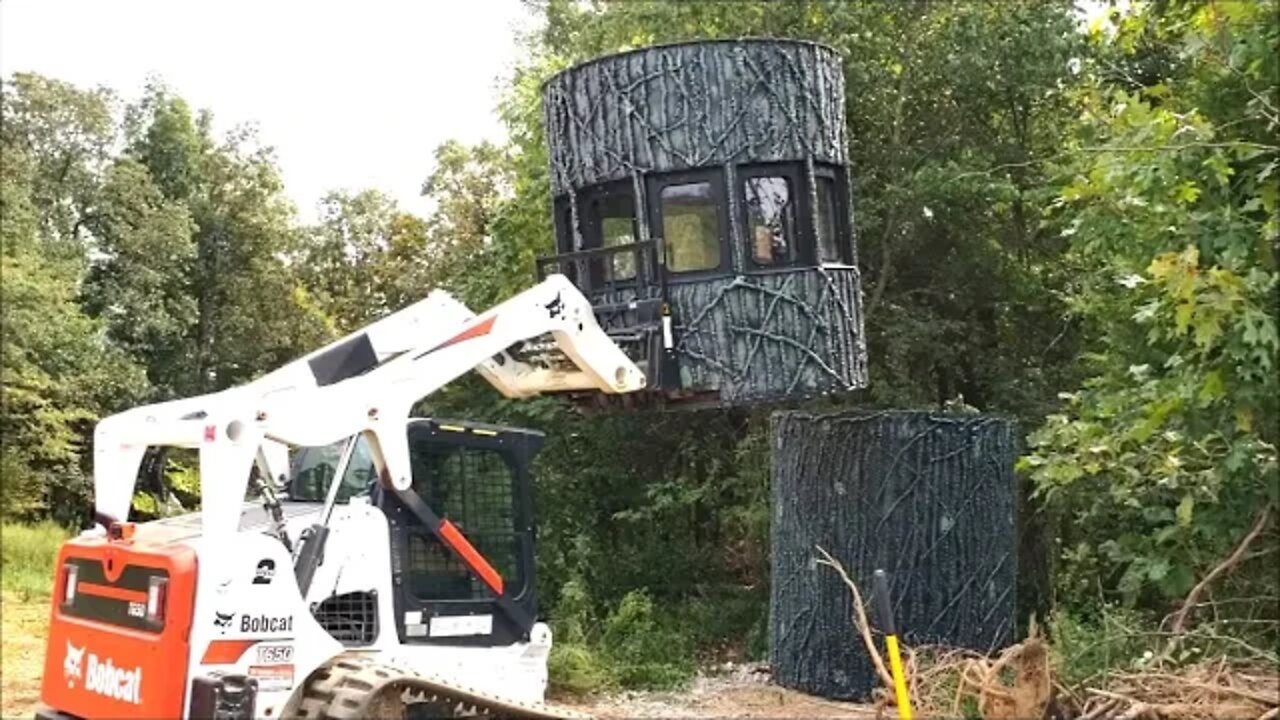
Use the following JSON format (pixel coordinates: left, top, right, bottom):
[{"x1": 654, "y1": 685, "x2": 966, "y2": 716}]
[
  {"x1": 745, "y1": 176, "x2": 794, "y2": 265},
  {"x1": 660, "y1": 182, "x2": 721, "y2": 272},
  {"x1": 290, "y1": 436, "x2": 375, "y2": 503},
  {"x1": 556, "y1": 199, "x2": 574, "y2": 253},
  {"x1": 593, "y1": 192, "x2": 637, "y2": 281},
  {"x1": 815, "y1": 177, "x2": 841, "y2": 263}
]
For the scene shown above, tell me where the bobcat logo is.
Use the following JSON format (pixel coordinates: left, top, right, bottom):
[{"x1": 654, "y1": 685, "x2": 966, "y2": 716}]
[
  {"x1": 545, "y1": 292, "x2": 563, "y2": 319},
  {"x1": 63, "y1": 640, "x2": 85, "y2": 687},
  {"x1": 214, "y1": 611, "x2": 235, "y2": 633}
]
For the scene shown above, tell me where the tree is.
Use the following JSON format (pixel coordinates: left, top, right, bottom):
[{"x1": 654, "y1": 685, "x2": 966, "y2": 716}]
[
  {"x1": 1, "y1": 143, "x2": 147, "y2": 520},
  {"x1": 296, "y1": 189, "x2": 431, "y2": 333},
  {"x1": 1024, "y1": 0, "x2": 1278, "y2": 615},
  {"x1": 82, "y1": 158, "x2": 197, "y2": 392},
  {"x1": 0, "y1": 73, "x2": 116, "y2": 252},
  {"x1": 420, "y1": 140, "x2": 518, "y2": 308},
  {"x1": 120, "y1": 85, "x2": 330, "y2": 394}
]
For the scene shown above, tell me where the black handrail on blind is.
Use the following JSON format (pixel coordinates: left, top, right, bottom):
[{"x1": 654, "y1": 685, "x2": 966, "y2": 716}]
[{"x1": 535, "y1": 239, "x2": 667, "y2": 302}]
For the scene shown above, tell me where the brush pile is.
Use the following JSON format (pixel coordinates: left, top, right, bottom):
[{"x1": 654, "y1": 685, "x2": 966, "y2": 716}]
[{"x1": 815, "y1": 549, "x2": 1279, "y2": 720}]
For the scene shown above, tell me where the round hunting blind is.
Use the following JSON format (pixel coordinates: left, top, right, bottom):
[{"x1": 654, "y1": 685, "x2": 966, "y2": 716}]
[
  {"x1": 769, "y1": 411, "x2": 1019, "y2": 700},
  {"x1": 537, "y1": 39, "x2": 867, "y2": 407}
]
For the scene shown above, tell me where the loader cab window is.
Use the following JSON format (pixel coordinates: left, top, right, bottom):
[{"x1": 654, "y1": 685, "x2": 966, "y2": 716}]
[
  {"x1": 405, "y1": 441, "x2": 522, "y2": 601},
  {"x1": 289, "y1": 437, "x2": 376, "y2": 503}
]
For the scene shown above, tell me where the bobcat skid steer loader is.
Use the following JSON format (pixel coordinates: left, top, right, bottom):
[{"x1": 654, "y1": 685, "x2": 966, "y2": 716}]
[{"x1": 36, "y1": 275, "x2": 645, "y2": 720}]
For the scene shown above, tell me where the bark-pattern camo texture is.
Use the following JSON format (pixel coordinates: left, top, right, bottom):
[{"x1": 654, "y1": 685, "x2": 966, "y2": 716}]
[
  {"x1": 669, "y1": 267, "x2": 865, "y2": 402},
  {"x1": 541, "y1": 40, "x2": 866, "y2": 405},
  {"x1": 769, "y1": 411, "x2": 1018, "y2": 700},
  {"x1": 543, "y1": 39, "x2": 847, "y2": 197},
  {"x1": 583, "y1": 266, "x2": 866, "y2": 403}
]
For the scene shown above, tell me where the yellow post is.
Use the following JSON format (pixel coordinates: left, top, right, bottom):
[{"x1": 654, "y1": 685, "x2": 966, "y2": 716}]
[
  {"x1": 873, "y1": 569, "x2": 913, "y2": 720},
  {"x1": 884, "y1": 633, "x2": 913, "y2": 720}
]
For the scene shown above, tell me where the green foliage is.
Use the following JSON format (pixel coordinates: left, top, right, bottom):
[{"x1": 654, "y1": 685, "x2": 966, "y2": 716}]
[
  {"x1": 667, "y1": 587, "x2": 770, "y2": 662},
  {"x1": 1, "y1": 522, "x2": 70, "y2": 600},
  {"x1": 1, "y1": 119, "x2": 148, "y2": 520},
  {"x1": 4, "y1": 0, "x2": 1275, "y2": 690},
  {"x1": 1024, "y1": 0, "x2": 1279, "y2": 619},
  {"x1": 1049, "y1": 606, "x2": 1165, "y2": 689},
  {"x1": 294, "y1": 189, "x2": 431, "y2": 333},
  {"x1": 547, "y1": 581, "x2": 695, "y2": 694},
  {"x1": 2, "y1": 74, "x2": 332, "y2": 522},
  {"x1": 83, "y1": 157, "x2": 197, "y2": 389},
  {"x1": 1049, "y1": 602, "x2": 1278, "y2": 689},
  {"x1": 547, "y1": 642, "x2": 611, "y2": 696},
  {"x1": 1, "y1": 74, "x2": 116, "y2": 249},
  {"x1": 601, "y1": 590, "x2": 695, "y2": 689},
  {"x1": 130, "y1": 455, "x2": 200, "y2": 520}
]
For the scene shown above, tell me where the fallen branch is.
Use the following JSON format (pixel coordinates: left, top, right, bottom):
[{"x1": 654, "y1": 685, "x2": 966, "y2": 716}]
[
  {"x1": 1118, "y1": 673, "x2": 1280, "y2": 706},
  {"x1": 1087, "y1": 660, "x2": 1280, "y2": 719},
  {"x1": 1079, "y1": 697, "x2": 1120, "y2": 720},
  {"x1": 814, "y1": 545, "x2": 896, "y2": 692},
  {"x1": 1171, "y1": 507, "x2": 1272, "y2": 635}
]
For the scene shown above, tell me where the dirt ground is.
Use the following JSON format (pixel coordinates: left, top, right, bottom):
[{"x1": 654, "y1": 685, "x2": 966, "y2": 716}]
[
  {"x1": 2, "y1": 591, "x2": 48, "y2": 718},
  {"x1": 1, "y1": 592, "x2": 870, "y2": 719},
  {"x1": 558, "y1": 665, "x2": 875, "y2": 719}
]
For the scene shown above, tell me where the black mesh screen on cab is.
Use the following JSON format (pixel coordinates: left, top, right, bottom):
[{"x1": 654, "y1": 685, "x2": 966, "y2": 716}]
[{"x1": 405, "y1": 445, "x2": 522, "y2": 601}]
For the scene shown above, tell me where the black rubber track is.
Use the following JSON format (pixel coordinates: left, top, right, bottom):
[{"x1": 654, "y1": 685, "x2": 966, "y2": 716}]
[{"x1": 285, "y1": 652, "x2": 589, "y2": 720}]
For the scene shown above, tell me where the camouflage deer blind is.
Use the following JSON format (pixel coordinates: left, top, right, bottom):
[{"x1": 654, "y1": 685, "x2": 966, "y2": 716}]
[
  {"x1": 538, "y1": 39, "x2": 867, "y2": 406},
  {"x1": 769, "y1": 411, "x2": 1019, "y2": 699}
]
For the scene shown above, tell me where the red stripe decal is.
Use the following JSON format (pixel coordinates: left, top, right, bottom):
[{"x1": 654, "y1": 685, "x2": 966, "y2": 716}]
[
  {"x1": 430, "y1": 316, "x2": 496, "y2": 354},
  {"x1": 77, "y1": 581, "x2": 148, "y2": 603},
  {"x1": 201, "y1": 639, "x2": 260, "y2": 665},
  {"x1": 438, "y1": 520, "x2": 504, "y2": 595}
]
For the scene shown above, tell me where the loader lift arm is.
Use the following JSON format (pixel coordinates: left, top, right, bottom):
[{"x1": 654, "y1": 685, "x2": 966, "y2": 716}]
[
  {"x1": 91, "y1": 273, "x2": 645, "y2": 542},
  {"x1": 59, "y1": 274, "x2": 630, "y2": 720}
]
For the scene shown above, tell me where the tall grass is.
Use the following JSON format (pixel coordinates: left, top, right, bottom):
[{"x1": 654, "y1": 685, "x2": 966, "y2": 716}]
[{"x1": 2, "y1": 522, "x2": 69, "y2": 600}]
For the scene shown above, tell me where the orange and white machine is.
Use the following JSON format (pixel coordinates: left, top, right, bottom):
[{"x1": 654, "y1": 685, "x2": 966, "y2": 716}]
[{"x1": 37, "y1": 274, "x2": 644, "y2": 720}]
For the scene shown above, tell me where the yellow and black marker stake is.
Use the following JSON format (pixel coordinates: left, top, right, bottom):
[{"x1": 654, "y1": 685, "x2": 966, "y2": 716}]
[{"x1": 873, "y1": 569, "x2": 914, "y2": 720}]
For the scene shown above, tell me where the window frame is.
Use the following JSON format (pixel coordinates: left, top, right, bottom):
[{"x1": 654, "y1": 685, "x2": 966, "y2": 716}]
[
  {"x1": 647, "y1": 168, "x2": 730, "y2": 280},
  {"x1": 577, "y1": 180, "x2": 642, "y2": 287},
  {"x1": 552, "y1": 195, "x2": 574, "y2": 255},
  {"x1": 812, "y1": 163, "x2": 853, "y2": 266},
  {"x1": 738, "y1": 162, "x2": 804, "y2": 271}
]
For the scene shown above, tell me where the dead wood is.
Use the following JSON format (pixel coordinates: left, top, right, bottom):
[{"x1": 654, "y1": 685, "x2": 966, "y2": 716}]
[{"x1": 1170, "y1": 507, "x2": 1271, "y2": 636}]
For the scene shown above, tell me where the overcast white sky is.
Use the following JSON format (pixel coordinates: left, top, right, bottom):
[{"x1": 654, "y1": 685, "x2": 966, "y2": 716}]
[{"x1": 0, "y1": 0, "x2": 538, "y2": 221}]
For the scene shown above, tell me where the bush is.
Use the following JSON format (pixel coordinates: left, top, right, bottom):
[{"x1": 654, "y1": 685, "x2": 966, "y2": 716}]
[
  {"x1": 2, "y1": 521, "x2": 69, "y2": 600},
  {"x1": 553, "y1": 578, "x2": 594, "y2": 645},
  {"x1": 547, "y1": 642, "x2": 610, "y2": 695},
  {"x1": 600, "y1": 590, "x2": 695, "y2": 690},
  {"x1": 1049, "y1": 606, "x2": 1165, "y2": 688},
  {"x1": 547, "y1": 584, "x2": 697, "y2": 694},
  {"x1": 668, "y1": 587, "x2": 768, "y2": 662}
]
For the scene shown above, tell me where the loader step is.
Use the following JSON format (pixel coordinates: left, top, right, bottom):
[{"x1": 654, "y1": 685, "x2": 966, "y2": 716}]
[{"x1": 286, "y1": 652, "x2": 589, "y2": 720}]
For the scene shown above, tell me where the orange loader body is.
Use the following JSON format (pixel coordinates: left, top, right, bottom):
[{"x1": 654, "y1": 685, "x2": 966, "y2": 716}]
[{"x1": 40, "y1": 531, "x2": 198, "y2": 719}]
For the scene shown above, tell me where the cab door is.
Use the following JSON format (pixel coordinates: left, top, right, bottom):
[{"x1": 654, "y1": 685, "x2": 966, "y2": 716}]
[{"x1": 377, "y1": 419, "x2": 541, "y2": 647}]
